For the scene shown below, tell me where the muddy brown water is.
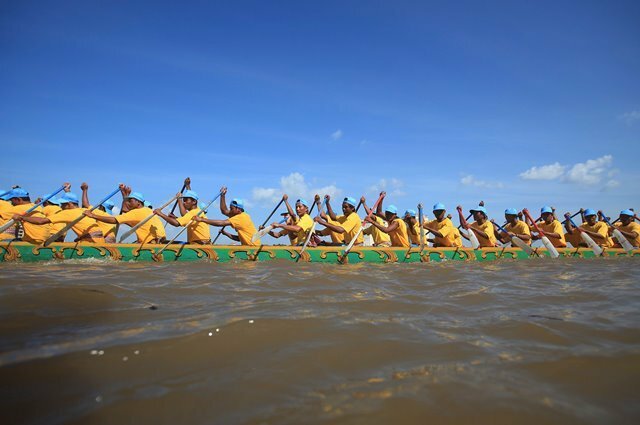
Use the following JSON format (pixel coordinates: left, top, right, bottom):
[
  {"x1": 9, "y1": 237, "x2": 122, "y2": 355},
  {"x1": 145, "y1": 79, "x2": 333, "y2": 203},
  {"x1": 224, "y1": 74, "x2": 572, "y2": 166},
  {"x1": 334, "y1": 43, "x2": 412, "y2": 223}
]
[{"x1": 1, "y1": 258, "x2": 639, "y2": 424}]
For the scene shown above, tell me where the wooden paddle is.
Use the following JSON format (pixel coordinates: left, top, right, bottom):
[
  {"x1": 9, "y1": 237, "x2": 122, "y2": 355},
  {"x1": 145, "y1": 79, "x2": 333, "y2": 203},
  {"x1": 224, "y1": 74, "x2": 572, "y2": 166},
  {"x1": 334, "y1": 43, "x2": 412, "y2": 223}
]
[
  {"x1": 252, "y1": 217, "x2": 288, "y2": 242},
  {"x1": 418, "y1": 203, "x2": 425, "y2": 251},
  {"x1": 251, "y1": 197, "x2": 285, "y2": 242},
  {"x1": 522, "y1": 209, "x2": 560, "y2": 258},
  {"x1": 491, "y1": 219, "x2": 534, "y2": 256},
  {"x1": 598, "y1": 210, "x2": 634, "y2": 252},
  {"x1": 168, "y1": 178, "x2": 189, "y2": 217},
  {"x1": 0, "y1": 185, "x2": 66, "y2": 234},
  {"x1": 339, "y1": 193, "x2": 384, "y2": 262},
  {"x1": 456, "y1": 206, "x2": 480, "y2": 249},
  {"x1": 211, "y1": 226, "x2": 226, "y2": 244},
  {"x1": 118, "y1": 194, "x2": 180, "y2": 242},
  {"x1": 154, "y1": 191, "x2": 223, "y2": 258},
  {"x1": 296, "y1": 198, "x2": 327, "y2": 262},
  {"x1": 564, "y1": 214, "x2": 603, "y2": 256},
  {"x1": 43, "y1": 187, "x2": 121, "y2": 246}
]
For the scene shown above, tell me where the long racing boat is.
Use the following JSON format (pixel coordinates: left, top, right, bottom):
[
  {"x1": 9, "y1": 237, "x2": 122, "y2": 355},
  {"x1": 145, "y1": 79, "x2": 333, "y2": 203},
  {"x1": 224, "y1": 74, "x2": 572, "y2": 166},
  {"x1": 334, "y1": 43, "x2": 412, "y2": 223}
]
[{"x1": 1, "y1": 241, "x2": 638, "y2": 263}]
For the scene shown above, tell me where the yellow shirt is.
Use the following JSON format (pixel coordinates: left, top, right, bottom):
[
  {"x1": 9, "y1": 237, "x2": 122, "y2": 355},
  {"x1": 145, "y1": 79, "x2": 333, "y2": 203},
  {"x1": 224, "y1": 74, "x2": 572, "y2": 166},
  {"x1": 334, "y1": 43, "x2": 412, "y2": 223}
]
[
  {"x1": 176, "y1": 208, "x2": 211, "y2": 242},
  {"x1": 228, "y1": 211, "x2": 258, "y2": 246},
  {"x1": 325, "y1": 217, "x2": 345, "y2": 244},
  {"x1": 1, "y1": 204, "x2": 51, "y2": 244},
  {"x1": 504, "y1": 220, "x2": 532, "y2": 245},
  {"x1": 406, "y1": 221, "x2": 421, "y2": 245},
  {"x1": 116, "y1": 207, "x2": 166, "y2": 243},
  {"x1": 614, "y1": 222, "x2": 640, "y2": 247},
  {"x1": 580, "y1": 221, "x2": 613, "y2": 247},
  {"x1": 49, "y1": 208, "x2": 104, "y2": 242},
  {"x1": 43, "y1": 205, "x2": 66, "y2": 236},
  {"x1": 293, "y1": 213, "x2": 314, "y2": 245},
  {"x1": 363, "y1": 216, "x2": 391, "y2": 245},
  {"x1": 532, "y1": 220, "x2": 566, "y2": 247},
  {"x1": 92, "y1": 207, "x2": 118, "y2": 239},
  {"x1": 426, "y1": 218, "x2": 460, "y2": 247},
  {"x1": 470, "y1": 220, "x2": 497, "y2": 247},
  {"x1": 0, "y1": 200, "x2": 16, "y2": 238},
  {"x1": 389, "y1": 218, "x2": 410, "y2": 247},
  {"x1": 335, "y1": 212, "x2": 363, "y2": 245}
]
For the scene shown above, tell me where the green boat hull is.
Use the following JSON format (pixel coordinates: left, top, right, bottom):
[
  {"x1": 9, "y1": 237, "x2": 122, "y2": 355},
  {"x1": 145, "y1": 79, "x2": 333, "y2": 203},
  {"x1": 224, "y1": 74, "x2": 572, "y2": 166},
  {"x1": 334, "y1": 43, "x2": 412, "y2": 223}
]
[{"x1": 1, "y1": 242, "x2": 638, "y2": 263}]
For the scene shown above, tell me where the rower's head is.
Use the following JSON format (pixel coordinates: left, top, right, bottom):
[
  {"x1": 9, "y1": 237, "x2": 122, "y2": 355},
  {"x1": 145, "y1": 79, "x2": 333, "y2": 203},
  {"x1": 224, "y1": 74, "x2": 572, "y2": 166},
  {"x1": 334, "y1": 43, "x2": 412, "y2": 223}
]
[
  {"x1": 342, "y1": 197, "x2": 357, "y2": 215},
  {"x1": 42, "y1": 194, "x2": 62, "y2": 208},
  {"x1": 8, "y1": 188, "x2": 30, "y2": 206},
  {"x1": 504, "y1": 208, "x2": 518, "y2": 224},
  {"x1": 433, "y1": 203, "x2": 446, "y2": 221},
  {"x1": 403, "y1": 209, "x2": 416, "y2": 223},
  {"x1": 125, "y1": 192, "x2": 146, "y2": 209},
  {"x1": 229, "y1": 198, "x2": 245, "y2": 216},
  {"x1": 295, "y1": 199, "x2": 309, "y2": 217},
  {"x1": 180, "y1": 190, "x2": 199, "y2": 211},
  {"x1": 59, "y1": 192, "x2": 80, "y2": 210},
  {"x1": 99, "y1": 200, "x2": 115, "y2": 215},
  {"x1": 541, "y1": 206, "x2": 554, "y2": 224},
  {"x1": 470, "y1": 206, "x2": 488, "y2": 222},
  {"x1": 384, "y1": 204, "x2": 398, "y2": 221},
  {"x1": 619, "y1": 209, "x2": 634, "y2": 225},
  {"x1": 584, "y1": 208, "x2": 597, "y2": 225}
]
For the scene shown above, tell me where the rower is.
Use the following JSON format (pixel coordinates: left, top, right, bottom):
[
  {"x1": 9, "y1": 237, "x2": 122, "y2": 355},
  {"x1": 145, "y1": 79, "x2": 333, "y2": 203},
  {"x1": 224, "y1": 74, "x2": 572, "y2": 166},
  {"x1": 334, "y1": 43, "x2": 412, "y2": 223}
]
[
  {"x1": 496, "y1": 208, "x2": 531, "y2": 246},
  {"x1": 2, "y1": 188, "x2": 52, "y2": 244},
  {"x1": 564, "y1": 208, "x2": 613, "y2": 248},
  {"x1": 360, "y1": 196, "x2": 391, "y2": 247},
  {"x1": 314, "y1": 195, "x2": 363, "y2": 246},
  {"x1": 530, "y1": 206, "x2": 566, "y2": 247},
  {"x1": 363, "y1": 193, "x2": 409, "y2": 247},
  {"x1": 422, "y1": 203, "x2": 462, "y2": 247},
  {"x1": 18, "y1": 191, "x2": 105, "y2": 243},
  {"x1": 154, "y1": 190, "x2": 211, "y2": 244},
  {"x1": 268, "y1": 195, "x2": 313, "y2": 245},
  {"x1": 403, "y1": 209, "x2": 421, "y2": 245},
  {"x1": 461, "y1": 205, "x2": 497, "y2": 247},
  {"x1": 314, "y1": 196, "x2": 346, "y2": 246},
  {"x1": 613, "y1": 209, "x2": 639, "y2": 248},
  {"x1": 193, "y1": 187, "x2": 258, "y2": 246},
  {"x1": 36, "y1": 193, "x2": 65, "y2": 242},
  {"x1": 81, "y1": 183, "x2": 118, "y2": 243},
  {"x1": 85, "y1": 185, "x2": 167, "y2": 244}
]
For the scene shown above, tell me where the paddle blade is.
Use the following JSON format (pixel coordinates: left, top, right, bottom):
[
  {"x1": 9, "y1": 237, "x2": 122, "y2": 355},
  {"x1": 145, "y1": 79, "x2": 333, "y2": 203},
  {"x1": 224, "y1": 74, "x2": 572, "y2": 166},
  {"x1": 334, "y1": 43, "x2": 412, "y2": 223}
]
[
  {"x1": 0, "y1": 220, "x2": 15, "y2": 234},
  {"x1": 511, "y1": 236, "x2": 534, "y2": 256},
  {"x1": 251, "y1": 225, "x2": 272, "y2": 243},
  {"x1": 579, "y1": 232, "x2": 603, "y2": 256},
  {"x1": 467, "y1": 228, "x2": 480, "y2": 249},
  {"x1": 540, "y1": 236, "x2": 560, "y2": 258},
  {"x1": 612, "y1": 228, "x2": 634, "y2": 252}
]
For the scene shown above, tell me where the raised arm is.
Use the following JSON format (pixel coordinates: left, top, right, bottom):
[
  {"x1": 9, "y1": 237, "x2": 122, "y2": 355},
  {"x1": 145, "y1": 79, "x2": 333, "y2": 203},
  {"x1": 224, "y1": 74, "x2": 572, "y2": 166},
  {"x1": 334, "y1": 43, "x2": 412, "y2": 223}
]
[
  {"x1": 219, "y1": 186, "x2": 230, "y2": 217},
  {"x1": 81, "y1": 182, "x2": 90, "y2": 208},
  {"x1": 283, "y1": 194, "x2": 296, "y2": 218},
  {"x1": 324, "y1": 195, "x2": 338, "y2": 221}
]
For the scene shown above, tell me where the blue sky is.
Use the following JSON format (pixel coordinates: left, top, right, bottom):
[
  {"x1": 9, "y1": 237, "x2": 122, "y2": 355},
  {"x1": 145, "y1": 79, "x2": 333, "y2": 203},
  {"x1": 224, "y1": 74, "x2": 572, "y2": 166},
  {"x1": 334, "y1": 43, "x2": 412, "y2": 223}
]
[{"x1": 1, "y1": 1, "x2": 639, "y2": 241}]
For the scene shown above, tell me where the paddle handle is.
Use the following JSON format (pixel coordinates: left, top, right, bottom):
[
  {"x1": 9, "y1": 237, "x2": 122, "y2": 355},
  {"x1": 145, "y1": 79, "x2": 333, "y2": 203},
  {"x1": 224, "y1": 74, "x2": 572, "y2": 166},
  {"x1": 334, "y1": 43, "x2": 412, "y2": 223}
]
[
  {"x1": 212, "y1": 226, "x2": 226, "y2": 244},
  {"x1": 260, "y1": 198, "x2": 284, "y2": 228},
  {"x1": 523, "y1": 209, "x2": 545, "y2": 236},
  {"x1": 456, "y1": 207, "x2": 471, "y2": 230},
  {"x1": 418, "y1": 203, "x2": 425, "y2": 250},
  {"x1": 168, "y1": 180, "x2": 188, "y2": 216},
  {"x1": 491, "y1": 220, "x2": 509, "y2": 234},
  {"x1": 560, "y1": 211, "x2": 581, "y2": 225}
]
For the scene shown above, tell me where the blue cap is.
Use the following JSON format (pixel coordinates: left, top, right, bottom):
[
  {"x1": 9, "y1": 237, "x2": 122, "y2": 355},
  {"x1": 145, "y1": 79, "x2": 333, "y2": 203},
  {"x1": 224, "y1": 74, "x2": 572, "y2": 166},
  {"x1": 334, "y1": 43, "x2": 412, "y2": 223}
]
[
  {"x1": 385, "y1": 204, "x2": 398, "y2": 214},
  {"x1": 470, "y1": 206, "x2": 488, "y2": 216},
  {"x1": 620, "y1": 209, "x2": 634, "y2": 217},
  {"x1": 583, "y1": 208, "x2": 597, "y2": 217},
  {"x1": 8, "y1": 188, "x2": 29, "y2": 199},
  {"x1": 180, "y1": 190, "x2": 199, "y2": 201},
  {"x1": 126, "y1": 192, "x2": 145, "y2": 203},
  {"x1": 296, "y1": 198, "x2": 309, "y2": 208},
  {"x1": 404, "y1": 209, "x2": 416, "y2": 217},
  {"x1": 342, "y1": 197, "x2": 357, "y2": 207},
  {"x1": 143, "y1": 201, "x2": 152, "y2": 208},
  {"x1": 541, "y1": 206, "x2": 553, "y2": 214},
  {"x1": 60, "y1": 192, "x2": 79, "y2": 204},
  {"x1": 230, "y1": 198, "x2": 244, "y2": 210},
  {"x1": 42, "y1": 194, "x2": 61, "y2": 205},
  {"x1": 504, "y1": 208, "x2": 518, "y2": 216},
  {"x1": 433, "y1": 202, "x2": 446, "y2": 211},
  {"x1": 0, "y1": 190, "x2": 9, "y2": 200},
  {"x1": 102, "y1": 200, "x2": 115, "y2": 213}
]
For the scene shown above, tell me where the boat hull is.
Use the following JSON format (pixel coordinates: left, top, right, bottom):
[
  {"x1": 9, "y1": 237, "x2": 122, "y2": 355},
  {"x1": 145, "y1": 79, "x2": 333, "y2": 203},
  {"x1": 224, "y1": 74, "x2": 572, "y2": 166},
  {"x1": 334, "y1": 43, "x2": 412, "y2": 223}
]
[{"x1": 1, "y1": 242, "x2": 638, "y2": 263}]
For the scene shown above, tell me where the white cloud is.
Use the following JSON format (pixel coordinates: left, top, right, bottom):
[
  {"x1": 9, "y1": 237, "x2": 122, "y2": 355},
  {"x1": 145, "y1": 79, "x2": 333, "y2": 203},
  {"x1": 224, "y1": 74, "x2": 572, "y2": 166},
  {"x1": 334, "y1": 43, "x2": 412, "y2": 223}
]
[
  {"x1": 252, "y1": 172, "x2": 342, "y2": 206},
  {"x1": 367, "y1": 178, "x2": 406, "y2": 197},
  {"x1": 519, "y1": 155, "x2": 620, "y2": 189},
  {"x1": 460, "y1": 175, "x2": 504, "y2": 189},
  {"x1": 619, "y1": 110, "x2": 640, "y2": 125},
  {"x1": 565, "y1": 155, "x2": 613, "y2": 185},
  {"x1": 519, "y1": 162, "x2": 566, "y2": 180},
  {"x1": 331, "y1": 129, "x2": 343, "y2": 140}
]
